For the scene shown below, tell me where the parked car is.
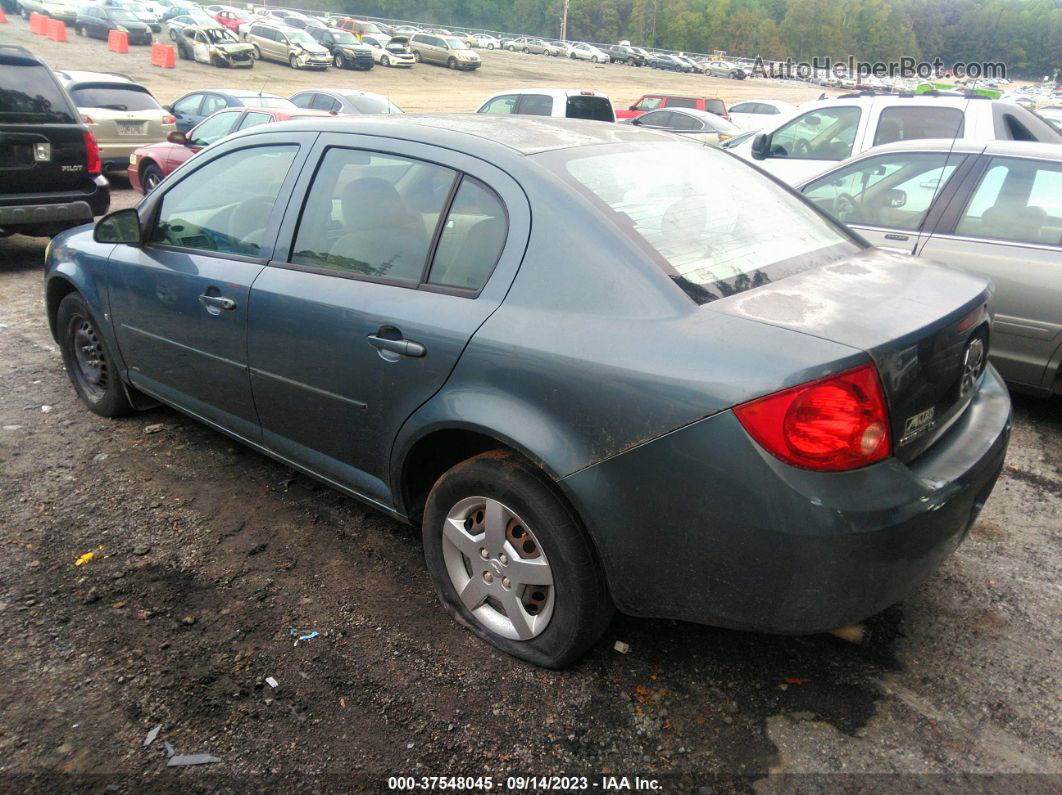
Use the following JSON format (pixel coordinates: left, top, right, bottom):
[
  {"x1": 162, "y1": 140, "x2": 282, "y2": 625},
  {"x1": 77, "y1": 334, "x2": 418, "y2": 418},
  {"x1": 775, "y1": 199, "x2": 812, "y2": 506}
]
[
  {"x1": 56, "y1": 70, "x2": 175, "y2": 172},
  {"x1": 473, "y1": 33, "x2": 499, "y2": 49},
  {"x1": 159, "y1": 0, "x2": 196, "y2": 22},
  {"x1": 731, "y1": 95, "x2": 1062, "y2": 183},
  {"x1": 548, "y1": 40, "x2": 574, "y2": 58},
  {"x1": 49, "y1": 114, "x2": 1010, "y2": 668},
  {"x1": 164, "y1": 88, "x2": 294, "y2": 132},
  {"x1": 704, "y1": 60, "x2": 748, "y2": 79},
  {"x1": 282, "y1": 14, "x2": 325, "y2": 31},
  {"x1": 174, "y1": 25, "x2": 254, "y2": 68},
  {"x1": 0, "y1": 45, "x2": 109, "y2": 237},
  {"x1": 290, "y1": 89, "x2": 402, "y2": 115},
  {"x1": 615, "y1": 94, "x2": 728, "y2": 121},
  {"x1": 503, "y1": 37, "x2": 560, "y2": 56},
  {"x1": 213, "y1": 8, "x2": 249, "y2": 33},
  {"x1": 361, "y1": 34, "x2": 415, "y2": 68},
  {"x1": 245, "y1": 23, "x2": 331, "y2": 70},
  {"x1": 102, "y1": 0, "x2": 161, "y2": 32},
  {"x1": 18, "y1": 0, "x2": 78, "y2": 23},
  {"x1": 672, "y1": 55, "x2": 699, "y2": 73},
  {"x1": 607, "y1": 44, "x2": 644, "y2": 66},
  {"x1": 726, "y1": 99, "x2": 796, "y2": 131},
  {"x1": 127, "y1": 106, "x2": 329, "y2": 192},
  {"x1": 646, "y1": 53, "x2": 685, "y2": 71},
  {"x1": 568, "y1": 42, "x2": 608, "y2": 63},
  {"x1": 166, "y1": 11, "x2": 220, "y2": 39},
  {"x1": 409, "y1": 33, "x2": 481, "y2": 70},
  {"x1": 627, "y1": 107, "x2": 741, "y2": 145},
  {"x1": 331, "y1": 17, "x2": 385, "y2": 40},
  {"x1": 75, "y1": 5, "x2": 153, "y2": 45},
  {"x1": 305, "y1": 27, "x2": 374, "y2": 70},
  {"x1": 476, "y1": 89, "x2": 614, "y2": 122},
  {"x1": 446, "y1": 31, "x2": 478, "y2": 47},
  {"x1": 800, "y1": 139, "x2": 1062, "y2": 396}
]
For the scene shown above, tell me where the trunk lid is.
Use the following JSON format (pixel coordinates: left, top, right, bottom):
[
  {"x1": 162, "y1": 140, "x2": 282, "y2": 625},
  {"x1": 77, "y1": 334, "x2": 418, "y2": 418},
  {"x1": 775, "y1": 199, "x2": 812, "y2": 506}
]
[{"x1": 708, "y1": 248, "x2": 992, "y2": 463}]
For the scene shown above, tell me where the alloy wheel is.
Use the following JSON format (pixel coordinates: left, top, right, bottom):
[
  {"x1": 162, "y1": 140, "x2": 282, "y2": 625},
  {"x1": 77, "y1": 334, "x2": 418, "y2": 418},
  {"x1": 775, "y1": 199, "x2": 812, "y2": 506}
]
[{"x1": 441, "y1": 496, "x2": 555, "y2": 641}]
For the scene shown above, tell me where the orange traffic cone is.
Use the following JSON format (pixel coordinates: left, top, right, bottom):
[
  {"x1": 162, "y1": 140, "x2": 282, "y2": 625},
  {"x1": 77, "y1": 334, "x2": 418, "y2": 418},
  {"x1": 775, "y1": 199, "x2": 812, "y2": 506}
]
[{"x1": 107, "y1": 29, "x2": 129, "y2": 53}]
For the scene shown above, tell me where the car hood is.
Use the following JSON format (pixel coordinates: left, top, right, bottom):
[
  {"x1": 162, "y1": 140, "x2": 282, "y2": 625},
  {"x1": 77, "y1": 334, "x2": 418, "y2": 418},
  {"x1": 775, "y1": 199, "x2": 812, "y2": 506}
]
[
  {"x1": 214, "y1": 41, "x2": 254, "y2": 54},
  {"x1": 706, "y1": 246, "x2": 994, "y2": 463}
]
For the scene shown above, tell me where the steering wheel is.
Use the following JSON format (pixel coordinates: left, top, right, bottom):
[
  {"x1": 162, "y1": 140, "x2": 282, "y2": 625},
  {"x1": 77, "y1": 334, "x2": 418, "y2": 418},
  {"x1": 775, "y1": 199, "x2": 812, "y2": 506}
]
[
  {"x1": 832, "y1": 193, "x2": 861, "y2": 221},
  {"x1": 793, "y1": 139, "x2": 812, "y2": 156}
]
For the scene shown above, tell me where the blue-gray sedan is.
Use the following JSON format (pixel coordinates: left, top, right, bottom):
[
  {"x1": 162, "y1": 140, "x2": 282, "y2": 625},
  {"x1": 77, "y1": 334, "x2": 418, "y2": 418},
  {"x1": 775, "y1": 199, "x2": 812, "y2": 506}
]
[{"x1": 45, "y1": 115, "x2": 1011, "y2": 667}]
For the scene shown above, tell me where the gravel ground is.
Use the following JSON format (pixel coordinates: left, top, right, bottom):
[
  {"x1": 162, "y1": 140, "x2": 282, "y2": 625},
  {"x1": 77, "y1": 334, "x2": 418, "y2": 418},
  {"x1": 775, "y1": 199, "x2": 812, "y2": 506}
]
[{"x1": 1, "y1": 18, "x2": 1061, "y2": 792}]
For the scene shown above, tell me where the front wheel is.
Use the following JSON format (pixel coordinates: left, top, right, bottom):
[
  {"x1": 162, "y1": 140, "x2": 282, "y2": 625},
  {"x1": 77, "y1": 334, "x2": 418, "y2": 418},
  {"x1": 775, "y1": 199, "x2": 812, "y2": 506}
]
[
  {"x1": 57, "y1": 293, "x2": 132, "y2": 418},
  {"x1": 140, "y1": 162, "x2": 163, "y2": 192},
  {"x1": 590, "y1": 55, "x2": 599, "y2": 63},
  {"x1": 381, "y1": 54, "x2": 390, "y2": 67},
  {"x1": 412, "y1": 50, "x2": 421, "y2": 62},
  {"x1": 334, "y1": 52, "x2": 345, "y2": 68},
  {"x1": 169, "y1": 28, "x2": 176, "y2": 40},
  {"x1": 289, "y1": 54, "x2": 299, "y2": 69},
  {"x1": 251, "y1": 43, "x2": 260, "y2": 59},
  {"x1": 422, "y1": 451, "x2": 613, "y2": 668},
  {"x1": 487, "y1": 42, "x2": 494, "y2": 50},
  {"x1": 447, "y1": 56, "x2": 456, "y2": 69}
]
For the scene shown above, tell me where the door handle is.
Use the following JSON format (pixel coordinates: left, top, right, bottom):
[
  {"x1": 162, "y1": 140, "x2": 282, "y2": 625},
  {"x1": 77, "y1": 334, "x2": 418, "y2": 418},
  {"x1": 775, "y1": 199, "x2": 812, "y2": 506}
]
[
  {"x1": 368, "y1": 333, "x2": 426, "y2": 358},
  {"x1": 198, "y1": 294, "x2": 237, "y2": 313}
]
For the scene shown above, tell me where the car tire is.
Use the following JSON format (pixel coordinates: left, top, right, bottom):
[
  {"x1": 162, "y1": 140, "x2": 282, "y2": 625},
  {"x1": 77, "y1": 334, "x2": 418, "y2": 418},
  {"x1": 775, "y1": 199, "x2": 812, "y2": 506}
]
[
  {"x1": 334, "y1": 52, "x2": 345, "y2": 68},
  {"x1": 57, "y1": 293, "x2": 133, "y2": 419},
  {"x1": 591, "y1": 55, "x2": 599, "y2": 63},
  {"x1": 447, "y1": 56, "x2": 456, "y2": 69},
  {"x1": 76, "y1": 23, "x2": 85, "y2": 36},
  {"x1": 169, "y1": 28, "x2": 176, "y2": 40},
  {"x1": 20, "y1": 4, "x2": 28, "y2": 19},
  {"x1": 289, "y1": 54, "x2": 300, "y2": 69},
  {"x1": 381, "y1": 54, "x2": 390, "y2": 67},
  {"x1": 413, "y1": 50, "x2": 420, "y2": 62},
  {"x1": 487, "y1": 42, "x2": 494, "y2": 50},
  {"x1": 211, "y1": 54, "x2": 225, "y2": 68},
  {"x1": 422, "y1": 450, "x2": 613, "y2": 669},
  {"x1": 140, "y1": 162, "x2": 163, "y2": 192},
  {"x1": 251, "y1": 43, "x2": 260, "y2": 59}
]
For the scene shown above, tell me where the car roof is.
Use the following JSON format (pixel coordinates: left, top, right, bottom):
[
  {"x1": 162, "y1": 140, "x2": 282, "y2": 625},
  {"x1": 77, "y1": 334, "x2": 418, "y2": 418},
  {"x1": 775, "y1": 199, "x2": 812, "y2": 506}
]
[
  {"x1": 483, "y1": 89, "x2": 609, "y2": 100},
  {"x1": 255, "y1": 114, "x2": 672, "y2": 155},
  {"x1": 56, "y1": 70, "x2": 138, "y2": 85},
  {"x1": 856, "y1": 137, "x2": 1062, "y2": 160}
]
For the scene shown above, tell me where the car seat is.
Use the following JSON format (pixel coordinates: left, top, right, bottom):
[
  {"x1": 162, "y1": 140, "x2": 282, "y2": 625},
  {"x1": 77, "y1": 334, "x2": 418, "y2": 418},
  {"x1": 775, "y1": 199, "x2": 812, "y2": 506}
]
[{"x1": 329, "y1": 177, "x2": 428, "y2": 280}]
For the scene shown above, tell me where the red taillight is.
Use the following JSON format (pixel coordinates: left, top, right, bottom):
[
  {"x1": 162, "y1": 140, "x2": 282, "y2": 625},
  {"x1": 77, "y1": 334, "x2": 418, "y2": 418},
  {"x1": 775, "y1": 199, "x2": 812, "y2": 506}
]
[
  {"x1": 161, "y1": 114, "x2": 176, "y2": 125},
  {"x1": 734, "y1": 363, "x2": 892, "y2": 472},
  {"x1": 83, "y1": 130, "x2": 101, "y2": 176}
]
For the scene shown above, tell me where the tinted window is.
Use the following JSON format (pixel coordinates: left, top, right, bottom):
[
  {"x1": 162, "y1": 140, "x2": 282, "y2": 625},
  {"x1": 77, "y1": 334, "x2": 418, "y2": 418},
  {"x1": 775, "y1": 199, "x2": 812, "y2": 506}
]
[
  {"x1": 666, "y1": 97, "x2": 697, "y2": 109},
  {"x1": 1002, "y1": 113, "x2": 1036, "y2": 142},
  {"x1": 729, "y1": 102, "x2": 755, "y2": 114},
  {"x1": 238, "y1": 111, "x2": 274, "y2": 130},
  {"x1": 803, "y1": 152, "x2": 961, "y2": 231},
  {"x1": 289, "y1": 93, "x2": 313, "y2": 109},
  {"x1": 638, "y1": 111, "x2": 673, "y2": 128},
  {"x1": 152, "y1": 145, "x2": 297, "y2": 256},
  {"x1": 429, "y1": 178, "x2": 507, "y2": 290},
  {"x1": 188, "y1": 111, "x2": 240, "y2": 146},
  {"x1": 311, "y1": 94, "x2": 337, "y2": 112},
  {"x1": 347, "y1": 96, "x2": 402, "y2": 114},
  {"x1": 480, "y1": 95, "x2": 518, "y2": 114},
  {"x1": 873, "y1": 106, "x2": 964, "y2": 146},
  {"x1": 290, "y1": 148, "x2": 456, "y2": 283},
  {"x1": 566, "y1": 96, "x2": 613, "y2": 122},
  {"x1": 706, "y1": 99, "x2": 725, "y2": 116},
  {"x1": 0, "y1": 63, "x2": 76, "y2": 123},
  {"x1": 69, "y1": 86, "x2": 160, "y2": 112},
  {"x1": 518, "y1": 95, "x2": 553, "y2": 116},
  {"x1": 769, "y1": 107, "x2": 861, "y2": 160},
  {"x1": 669, "y1": 112, "x2": 702, "y2": 132},
  {"x1": 550, "y1": 142, "x2": 853, "y2": 302},
  {"x1": 956, "y1": 157, "x2": 1062, "y2": 246}
]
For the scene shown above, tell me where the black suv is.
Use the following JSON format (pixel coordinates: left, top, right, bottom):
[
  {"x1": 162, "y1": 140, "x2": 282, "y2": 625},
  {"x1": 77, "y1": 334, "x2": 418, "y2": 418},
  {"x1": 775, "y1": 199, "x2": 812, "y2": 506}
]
[
  {"x1": 608, "y1": 45, "x2": 645, "y2": 66},
  {"x1": 0, "y1": 46, "x2": 109, "y2": 238}
]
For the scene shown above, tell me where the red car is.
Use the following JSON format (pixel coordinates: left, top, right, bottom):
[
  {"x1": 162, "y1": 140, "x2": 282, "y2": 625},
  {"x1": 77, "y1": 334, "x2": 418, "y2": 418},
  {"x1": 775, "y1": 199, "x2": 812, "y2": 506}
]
[
  {"x1": 214, "y1": 9, "x2": 250, "y2": 33},
  {"x1": 128, "y1": 107, "x2": 329, "y2": 193},
  {"x1": 616, "y1": 94, "x2": 729, "y2": 121}
]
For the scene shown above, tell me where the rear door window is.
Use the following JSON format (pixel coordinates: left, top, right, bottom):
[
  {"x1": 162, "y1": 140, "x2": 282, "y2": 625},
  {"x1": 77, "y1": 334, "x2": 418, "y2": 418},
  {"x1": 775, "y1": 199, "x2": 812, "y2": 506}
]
[
  {"x1": 956, "y1": 157, "x2": 1062, "y2": 246},
  {"x1": 0, "y1": 62, "x2": 76, "y2": 123},
  {"x1": 201, "y1": 94, "x2": 229, "y2": 116},
  {"x1": 873, "y1": 106, "x2": 964, "y2": 146},
  {"x1": 429, "y1": 177, "x2": 507, "y2": 291},
  {"x1": 566, "y1": 96, "x2": 613, "y2": 122},
  {"x1": 310, "y1": 94, "x2": 338, "y2": 112},
  {"x1": 666, "y1": 97, "x2": 697, "y2": 109},
  {"x1": 639, "y1": 111, "x2": 674, "y2": 128},
  {"x1": 238, "y1": 111, "x2": 274, "y2": 130},
  {"x1": 517, "y1": 94, "x2": 553, "y2": 116},
  {"x1": 289, "y1": 93, "x2": 314, "y2": 109}
]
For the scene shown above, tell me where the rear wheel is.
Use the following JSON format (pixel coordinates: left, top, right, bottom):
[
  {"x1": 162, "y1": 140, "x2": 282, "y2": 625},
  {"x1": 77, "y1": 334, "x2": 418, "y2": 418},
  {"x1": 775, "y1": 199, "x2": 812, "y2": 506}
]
[
  {"x1": 422, "y1": 451, "x2": 613, "y2": 668},
  {"x1": 57, "y1": 293, "x2": 132, "y2": 418},
  {"x1": 381, "y1": 54, "x2": 390, "y2": 67}
]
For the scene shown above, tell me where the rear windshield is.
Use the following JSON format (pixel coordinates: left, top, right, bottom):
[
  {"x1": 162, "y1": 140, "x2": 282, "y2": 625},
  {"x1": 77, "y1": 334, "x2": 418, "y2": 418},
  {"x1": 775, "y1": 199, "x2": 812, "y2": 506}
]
[
  {"x1": 706, "y1": 99, "x2": 725, "y2": 116},
  {"x1": 565, "y1": 96, "x2": 614, "y2": 122},
  {"x1": 70, "y1": 86, "x2": 160, "y2": 112},
  {"x1": 0, "y1": 63, "x2": 76, "y2": 123},
  {"x1": 242, "y1": 96, "x2": 296, "y2": 109},
  {"x1": 344, "y1": 95, "x2": 403, "y2": 114},
  {"x1": 544, "y1": 143, "x2": 858, "y2": 303}
]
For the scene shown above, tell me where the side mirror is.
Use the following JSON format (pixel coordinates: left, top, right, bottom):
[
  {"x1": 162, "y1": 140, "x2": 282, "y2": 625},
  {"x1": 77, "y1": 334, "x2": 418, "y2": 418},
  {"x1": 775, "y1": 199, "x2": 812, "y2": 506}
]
[
  {"x1": 885, "y1": 188, "x2": 907, "y2": 208},
  {"x1": 166, "y1": 130, "x2": 188, "y2": 144},
  {"x1": 750, "y1": 132, "x2": 769, "y2": 160},
  {"x1": 94, "y1": 208, "x2": 142, "y2": 245}
]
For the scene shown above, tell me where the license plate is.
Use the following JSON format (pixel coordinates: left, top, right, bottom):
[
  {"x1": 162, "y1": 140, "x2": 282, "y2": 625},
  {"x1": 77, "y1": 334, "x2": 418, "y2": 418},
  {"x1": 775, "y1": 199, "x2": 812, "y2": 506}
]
[{"x1": 116, "y1": 122, "x2": 146, "y2": 136}]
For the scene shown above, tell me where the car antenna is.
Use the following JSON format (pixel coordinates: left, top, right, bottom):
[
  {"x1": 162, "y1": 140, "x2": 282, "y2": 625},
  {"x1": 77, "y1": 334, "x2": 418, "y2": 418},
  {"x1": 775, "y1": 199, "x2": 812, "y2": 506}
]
[{"x1": 912, "y1": 96, "x2": 971, "y2": 257}]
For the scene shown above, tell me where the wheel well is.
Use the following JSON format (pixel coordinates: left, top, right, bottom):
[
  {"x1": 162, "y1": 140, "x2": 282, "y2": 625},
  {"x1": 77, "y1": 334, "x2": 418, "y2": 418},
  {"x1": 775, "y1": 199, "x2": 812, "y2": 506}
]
[
  {"x1": 400, "y1": 430, "x2": 520, "y2": 522},
  {"x1": 46, "y1": 277, "x2": 78, "y2": 342}
]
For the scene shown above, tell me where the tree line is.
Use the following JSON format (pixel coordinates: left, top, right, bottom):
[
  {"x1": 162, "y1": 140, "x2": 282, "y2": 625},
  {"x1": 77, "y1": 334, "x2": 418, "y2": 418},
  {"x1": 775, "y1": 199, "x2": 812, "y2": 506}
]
[{"x1": 299, "y1": 0, "x2": 1061, "y2": 78}]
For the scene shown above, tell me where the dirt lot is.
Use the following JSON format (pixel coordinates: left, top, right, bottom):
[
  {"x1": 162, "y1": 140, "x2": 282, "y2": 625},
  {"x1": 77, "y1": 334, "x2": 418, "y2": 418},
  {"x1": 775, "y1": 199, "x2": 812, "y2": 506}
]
[
  {"x1": 1, "y1": 18, "x2": 840, "y2": 111},
  {"x1": 2, "y1": 16, "x2": 1062, "y2": 793}
]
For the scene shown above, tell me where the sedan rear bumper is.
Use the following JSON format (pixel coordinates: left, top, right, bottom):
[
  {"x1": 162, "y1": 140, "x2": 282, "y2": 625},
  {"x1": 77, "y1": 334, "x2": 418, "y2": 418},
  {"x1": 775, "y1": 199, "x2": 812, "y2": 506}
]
[{"x1": 562, "y1": 365, "x2": 1011, "y2": 634}]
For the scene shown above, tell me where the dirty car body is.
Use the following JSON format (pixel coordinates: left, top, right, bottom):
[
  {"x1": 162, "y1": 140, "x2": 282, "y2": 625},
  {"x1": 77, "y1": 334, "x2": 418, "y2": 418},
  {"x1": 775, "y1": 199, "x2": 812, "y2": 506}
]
[
  {"x1": 178, "y1": 26, "x2": 255, "y2": 67},
  {"x1": 44, "y1": 117, "x2": 1010, "y2": 662}
]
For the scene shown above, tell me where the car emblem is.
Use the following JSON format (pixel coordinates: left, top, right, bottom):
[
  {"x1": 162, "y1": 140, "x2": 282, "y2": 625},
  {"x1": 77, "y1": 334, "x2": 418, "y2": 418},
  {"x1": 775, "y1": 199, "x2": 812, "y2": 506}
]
[
  {"x1": 34, "y1": 142, "x2": 51, "y2": 162},
  {"x1": 901, "y1": 407, "x2": 936, "y2": 445},
  {"x1": 959, "y1": 337, "x2": 985, "y2": 400}
]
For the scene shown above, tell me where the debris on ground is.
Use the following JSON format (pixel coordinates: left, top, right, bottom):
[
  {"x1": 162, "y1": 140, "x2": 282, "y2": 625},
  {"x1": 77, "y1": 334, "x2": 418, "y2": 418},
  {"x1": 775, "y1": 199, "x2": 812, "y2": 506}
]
[
  {"x1": 74, "y1": 551, "x2": 96, "y2": 567},
  {"x1": 143, "y1": 424, "x2": 165, "y2": 434},
  {"x1": 143, "y1": 724, "x2": 161, "y2": 747},
  {"x1": 265, "y1": 676, "x2": 279, "y2": 689},
  {"x1": 614, "y1": 641, "x2": 631, "y2": 654},
  {"x1": 167, "y1": 753, "x2": 221, "y2": 767},
  {"x1": 289, "y1": 628, "x2": 319, "y2": 646},
  {"x1": 40, "y1": 405, "x2": 53, "y2": 413},
  {"x1": 828, "y1": 624, "x2": 867, "y2": 644},
  {"x1": 163, "y1": 742, "x2": 175, "y2": 758}
]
